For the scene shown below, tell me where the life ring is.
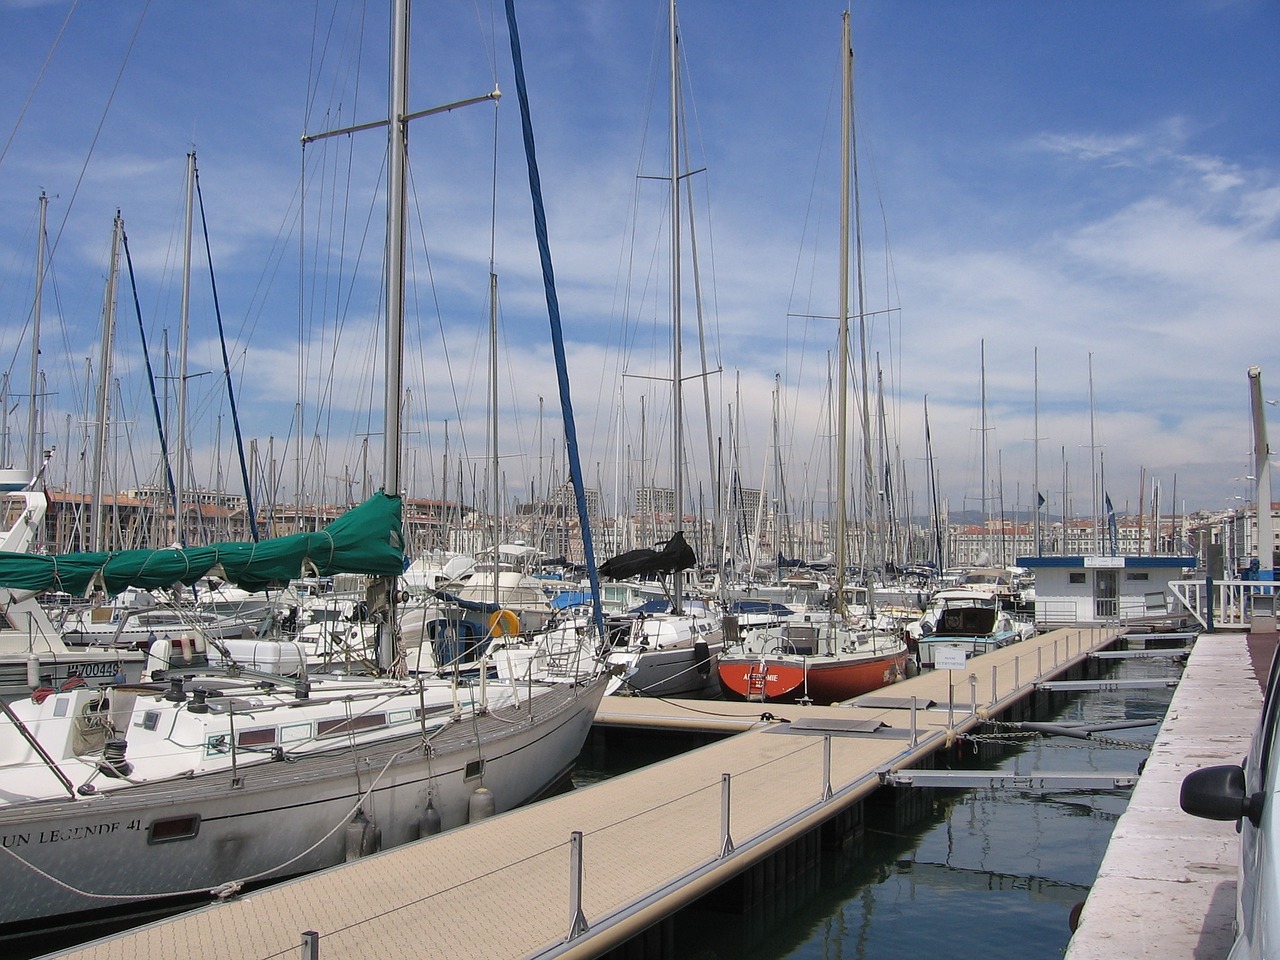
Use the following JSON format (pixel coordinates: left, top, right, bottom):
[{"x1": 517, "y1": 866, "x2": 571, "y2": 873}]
[{"x1": 488, "y1": 609, "x2": 520, "y2": 637}]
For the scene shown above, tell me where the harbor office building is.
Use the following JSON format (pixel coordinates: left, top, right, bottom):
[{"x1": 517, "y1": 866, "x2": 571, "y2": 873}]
[{"x1": 1016, "y1": 555, "x2": 1197, "y2": 627}]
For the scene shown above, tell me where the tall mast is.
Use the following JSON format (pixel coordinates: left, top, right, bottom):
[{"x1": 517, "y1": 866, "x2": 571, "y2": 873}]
[
  {"x1": 28, "y1": 192, "x2": 48, "y2": 480},
  {"x1": 980, "y1": 338, "x2": 989, "y2": 562},
  {"x1": 924, "y1": 396, "x2": 943, "y2": 570},
  {"x1": 850, "y1": 12, "x2": 875, "y2": 589},
  {"x1": 174, "y1": 150, "x2": 195, "y2": 546},
  {"x1": 834, "y1": 10, "x2": 853, "y2": 616},
  {"x1": 1033, "y1": 346, "x2": 1040, "y2": 556},
  {"x1": 384, "y1": 0, "x2": 409, "y2": 499},
  {"x1": 1248, "y1": 366, "x2": 1274, "y2": 579},
  {"x1": 90, "y1": 214, "x2": 123, "y2": 553},
  {"x1": 489, "y1": 266, "x2": 499, "y2": 607},
  {"x1": 668, "y1": 0, "x2": 684, "y2": 614},
  {"x1": 772, "y1": 374, "x2": 782, "y2": 566},
  {"x1": 1088, "y1": 352, "x2": 1099, "y2": 554}
]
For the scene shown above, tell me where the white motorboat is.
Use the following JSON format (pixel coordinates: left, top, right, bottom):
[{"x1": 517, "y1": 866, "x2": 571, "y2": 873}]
[{"x1": 906, "y1": 587, "x2": 1036, "y2": 667}]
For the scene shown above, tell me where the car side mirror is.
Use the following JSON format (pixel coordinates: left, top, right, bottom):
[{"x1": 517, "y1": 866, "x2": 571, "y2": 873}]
[{"x1": 1180, "y1": 765, "x2": 1263, "y2": 828}]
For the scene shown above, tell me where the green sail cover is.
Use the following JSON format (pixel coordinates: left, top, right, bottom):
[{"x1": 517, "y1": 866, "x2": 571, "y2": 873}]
[{"x1": 0, "y1": 492, "x2": 405, "y2": 597}]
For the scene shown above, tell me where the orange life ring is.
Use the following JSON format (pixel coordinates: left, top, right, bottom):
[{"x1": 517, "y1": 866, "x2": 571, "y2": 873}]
[{"x1": 488, "y1": 609, "x2": 520, "y2": 637}]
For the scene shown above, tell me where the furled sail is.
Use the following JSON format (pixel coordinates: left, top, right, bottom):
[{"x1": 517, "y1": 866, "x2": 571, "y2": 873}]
[{"x1": 0, "y1": 492, "x2": 404, "y2": 597}]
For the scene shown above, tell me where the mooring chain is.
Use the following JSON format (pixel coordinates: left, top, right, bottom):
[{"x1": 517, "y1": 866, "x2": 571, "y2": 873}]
[{"x1": 961, "y1": 719, "x2": 1151, "y2": 751}]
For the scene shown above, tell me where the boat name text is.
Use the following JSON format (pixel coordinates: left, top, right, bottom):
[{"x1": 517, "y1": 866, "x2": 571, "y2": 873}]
[{"x1": 3, "y1": 819, "x2": 141, "y2": 848}]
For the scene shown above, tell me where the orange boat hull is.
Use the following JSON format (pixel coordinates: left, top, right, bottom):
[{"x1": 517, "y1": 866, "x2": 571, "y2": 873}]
[{"x1": 718, "y1": 649, "x2": 908, "y2": 704}]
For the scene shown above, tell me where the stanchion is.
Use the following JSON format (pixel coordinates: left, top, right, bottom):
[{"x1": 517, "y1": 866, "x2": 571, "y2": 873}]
[
  {"x1": 567, "y1": 831, "x2": 588, "y2": 940},
  {"x1": 301, "y1": 931, "x2": 319, "y2": 960},
  {"x1": 822, "y1": 734, "x2": 833, "y2": 801},
  {"x1": 720, "y1": 773, "x2": 735, "y2": 856}
]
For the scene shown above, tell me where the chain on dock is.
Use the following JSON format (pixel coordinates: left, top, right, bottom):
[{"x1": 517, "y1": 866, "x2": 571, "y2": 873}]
[{"x1": 959, "y1": 718, "x2": 1152, "y2": 751}]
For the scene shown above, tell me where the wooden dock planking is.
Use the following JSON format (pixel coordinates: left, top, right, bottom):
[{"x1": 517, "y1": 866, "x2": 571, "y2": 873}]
[{"x1": 50, "y1": 626, "x2": 1120, "y2": 960}]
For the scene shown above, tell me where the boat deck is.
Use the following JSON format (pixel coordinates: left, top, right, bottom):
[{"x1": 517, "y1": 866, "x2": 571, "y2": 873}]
[
  {"x1": 1064, "y1": 628, "x2": 1268, "y2": 958},
  {"x1": 50, "y1": 626, "x2": 1119, "y2": 960}
]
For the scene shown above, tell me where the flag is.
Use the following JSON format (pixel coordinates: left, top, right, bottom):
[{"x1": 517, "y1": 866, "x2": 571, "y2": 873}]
[
  {"x1": 1036, "y1": 492, "x2": 1045, "y2": 509},
  {"x1": 1105, "y1": 493, "x2": 1119, "y2": 556}
]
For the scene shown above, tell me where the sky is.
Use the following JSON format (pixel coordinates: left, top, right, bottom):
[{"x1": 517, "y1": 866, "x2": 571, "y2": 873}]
[{"x1": 0, "y1": 0, "x2": 1277, "y2": 535}]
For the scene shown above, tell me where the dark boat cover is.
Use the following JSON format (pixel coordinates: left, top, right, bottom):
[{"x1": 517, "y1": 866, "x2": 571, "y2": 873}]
[{"x1": 599, "y1": 531, "x2": 696, "y2": 581}]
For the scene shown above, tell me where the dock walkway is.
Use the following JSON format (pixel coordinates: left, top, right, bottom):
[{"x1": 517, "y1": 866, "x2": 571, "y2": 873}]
[
  {"x1": 53, "y1": 626, "x2": 1118, "y2": 960},
  {"x1": 1065, "y1": 630, "x2": 1265, "y2": 959}
]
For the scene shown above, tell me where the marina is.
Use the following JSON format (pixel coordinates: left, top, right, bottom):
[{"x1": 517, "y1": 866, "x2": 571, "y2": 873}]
[
  {"x1": 22, "y1": 622, "x2": 1236, "y2": 960},
  {"x1": 1, "y1": 2, "x2": 1277, "y2": 959}
]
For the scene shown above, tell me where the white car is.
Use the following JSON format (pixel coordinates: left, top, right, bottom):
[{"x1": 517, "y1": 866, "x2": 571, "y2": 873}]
[{"x1": 1181, "y1": 648, "x2": 1279, "y2": 959}]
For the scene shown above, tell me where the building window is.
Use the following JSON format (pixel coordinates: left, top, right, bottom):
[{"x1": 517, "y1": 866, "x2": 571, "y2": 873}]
[
  {"x1": 1125, "y1": 572, "x2": 1150, "y2": 582},
  {"x1": 1069, "y1": 572, "x2": 1086, "y2": 584}
]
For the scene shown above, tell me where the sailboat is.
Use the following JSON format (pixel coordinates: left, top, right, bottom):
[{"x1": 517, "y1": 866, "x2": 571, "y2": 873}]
[
  {"x1": 594, "y1": 0, "x2": 724, "y2": 698},
  {"x1": 0, "y1": 465, "x2": 149, "y2": 701},
  {"x1": 717, "y1": 11, "x2": 909, "y2": 705},
  {"x1": 0, "y1": 0, "x2": 607, "y2": 936}
]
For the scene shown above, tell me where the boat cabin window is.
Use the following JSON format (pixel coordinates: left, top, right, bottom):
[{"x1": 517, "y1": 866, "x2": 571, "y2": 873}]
[
  {"x1": 317, "y1": 713, "x2": 388, "y2": 738},
  {"x1": 465, "y1": 759, "x2": 485, "y2": 781},
  {"x1": 237, "y1": 727, "x2": 278, "y2": 748},
  {"x1": 148, "y1": 815, "x2": 201, "y2": 844}
]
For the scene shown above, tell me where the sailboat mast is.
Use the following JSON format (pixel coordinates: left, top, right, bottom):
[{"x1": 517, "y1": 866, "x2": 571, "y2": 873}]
[
  {"x1": 490, "y1": 267, "x2": 500, "y2": 608},
  {"x1": 28, "y1": 192, "x2": 47, "y2": 481},
  {"x1": 834, "y1": 10, "x2": 852, "y2": 616},
  {"x1": 1033, "y1": 346, "x2": 1040, "y2": 556},
  {"x1": 980, "y1": 338, "x2": 989, "y2": 563},
  {"x1": 371, "y1": 0, "x2": 412, "y2": 673},
  {"x1": 1088, "y1": 351, "x2": 1099, "y2": 554},
  {"x1": 668, "y1": 0, "x2": 684, "y2": 615},
  {"x1": 850, "y1": 23, "x2": 875, "y2": 590},
  {"x1": 1248, "y1": 365, "x2": 1274, "y2": 579},
  {"x1": 384, "y1": 0, "x2": 409, "y2": 499},
  {"x1": 174, "y1": 151, "x2": 195, "y2": 546},
  {"x1": 90, "y1": 214, "x2": 123, "y2": 553},
  {"x1": 924, "y1": 396, "x2": 943, "y2": 570}
]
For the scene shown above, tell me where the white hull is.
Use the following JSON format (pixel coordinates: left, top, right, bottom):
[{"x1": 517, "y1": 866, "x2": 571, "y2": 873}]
[{"x1": 0, "y1": 675, "x2": 607, "y2": 932}]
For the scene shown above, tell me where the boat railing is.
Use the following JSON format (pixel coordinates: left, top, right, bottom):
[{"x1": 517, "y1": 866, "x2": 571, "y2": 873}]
[
  {"x1": 1169, "y1": 578, "x2": 1276, "y2": 631},
  {"x1": 1032, "y1": 593, "x2": 1187, "y2": 630}
]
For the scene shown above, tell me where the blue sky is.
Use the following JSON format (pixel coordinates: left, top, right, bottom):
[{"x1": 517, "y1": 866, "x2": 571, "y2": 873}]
[{"x1": 0, "y1": 0, "x2": 1277, "y2": 534}]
